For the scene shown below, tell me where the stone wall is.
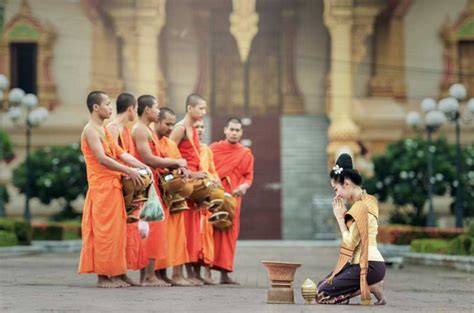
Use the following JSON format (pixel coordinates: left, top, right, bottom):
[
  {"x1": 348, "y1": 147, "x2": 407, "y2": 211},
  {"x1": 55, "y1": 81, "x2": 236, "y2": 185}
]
[{"x1": 404, "y1": 0, "x2": 466, "y2": 101}]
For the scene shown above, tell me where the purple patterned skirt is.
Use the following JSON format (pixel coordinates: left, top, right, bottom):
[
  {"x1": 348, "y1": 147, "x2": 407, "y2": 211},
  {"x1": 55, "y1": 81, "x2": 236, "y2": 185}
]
[{"x1": 316, "y1": 261, "x2": 385, "y2": 304}]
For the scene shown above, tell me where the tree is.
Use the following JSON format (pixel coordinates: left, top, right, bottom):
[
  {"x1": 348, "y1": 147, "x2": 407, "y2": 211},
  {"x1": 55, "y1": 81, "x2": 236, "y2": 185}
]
[
  {"x1": 12, "y1": 144, "x2": 87, "y2": 220},
  {"x1": 450, "y1": 144, "x2": 474, "y2": 218},
  {"x1": 0, "y1": 130, "x2": 14, "y2": 162},
  {"x1": 0, "y1": 130, "x2": 14, "y2": 214},
  {"x1": 365, "y1": 137, "x2": 456, "y2": 226}
]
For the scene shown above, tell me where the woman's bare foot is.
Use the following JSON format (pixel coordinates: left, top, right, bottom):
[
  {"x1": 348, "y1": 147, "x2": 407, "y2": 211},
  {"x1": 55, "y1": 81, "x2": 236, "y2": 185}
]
[
  {"x1": 345, "y1": 281, "x2": 386, "y2": 305},
  {"x1": 97, "y1": 276, "x2": 124, "y2": 288},
  {"x1": 120, "y1": 274, "x2": 140, "y2": 286},
  {"x1": 370, "y1": 281, "x2": 386, "y2": 305}
]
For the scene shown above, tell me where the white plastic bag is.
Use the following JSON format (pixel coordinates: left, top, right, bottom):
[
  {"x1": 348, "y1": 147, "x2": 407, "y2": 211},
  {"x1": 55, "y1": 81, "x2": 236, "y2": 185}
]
[{"x1": 138, "y1": 220, "x2": 149, "y2": 239}]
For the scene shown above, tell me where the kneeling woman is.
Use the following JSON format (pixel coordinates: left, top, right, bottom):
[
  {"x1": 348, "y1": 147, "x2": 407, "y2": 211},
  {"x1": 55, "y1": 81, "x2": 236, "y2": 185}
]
[{"x1": 316, "y1": 153, "x2": 386, "y2": 305}]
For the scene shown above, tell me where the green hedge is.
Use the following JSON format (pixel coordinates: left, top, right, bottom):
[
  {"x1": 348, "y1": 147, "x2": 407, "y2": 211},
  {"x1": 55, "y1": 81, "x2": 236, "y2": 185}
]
[
  {"x1": 0, "y1": 218, "x2": 32, "y2": 245},
  {"x1": 0, "y1": 219, "x2": 15, "y2": 232},
  {"x1": 14, "y1": 220, "x2": 32, "y2": 245},
  {"x1": 0, "y1": 230, "x2": 18, "y2": 247},
  {"x1": 411, "y1": 236, "x2": 474, "y2": 256},
  {"x1": 32, "y1": 221, "x2": 81, "y2": 241},
  {"x1": 0, "y1": 219, "x2": 82, "y2": 244},
  {"x1": 32, "y1": 225, "x2": 64, "y2": 241},
  {"x1": 467, "y1": 220, "x2": 474, "y2": 237},
  {"x1": 448, "y1": 235, "x2": 474, "y2": 256},
  {"x1": 62, "y1": 222, "x2": 81, "y2": 240},
  {"x1": 410, "y1": 239, "x2": 450, "y2": 254}
]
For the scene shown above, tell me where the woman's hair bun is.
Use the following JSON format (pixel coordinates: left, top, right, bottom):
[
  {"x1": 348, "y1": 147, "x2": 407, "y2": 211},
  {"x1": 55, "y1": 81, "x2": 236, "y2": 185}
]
[{"x1": 335, "y1": 153, "x2": 353, "y2": 170}]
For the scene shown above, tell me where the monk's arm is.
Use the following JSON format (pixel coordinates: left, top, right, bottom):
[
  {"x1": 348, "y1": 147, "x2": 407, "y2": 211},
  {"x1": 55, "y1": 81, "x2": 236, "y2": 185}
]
[
  {"x1": 233, "y1": 153, "x2": 254, "y2": 196},
  {"x1": 169, "y1": 125, "x2": 185, "y2": 145},
  {"x1": 119, "y1": 152, "x2": 149, "y2": 171},
  {"x1": 134, "y1": 127, "x2": 186, "y2": 169},
  {"x1": 106, "y1": 123, "x2": 120, "y2": 143},
  {"x1": 84, "y1": 127, "x2": 143, "y2": 183},
  {"x1": 188, "y1": 170, "x2": 208, "y2": 179},
  {"x1": 241, "y1": 153, "x2": 254, "y2": 186},
  {"x1": 207, "y1": 151, "x2": 220, "y2": 182}
]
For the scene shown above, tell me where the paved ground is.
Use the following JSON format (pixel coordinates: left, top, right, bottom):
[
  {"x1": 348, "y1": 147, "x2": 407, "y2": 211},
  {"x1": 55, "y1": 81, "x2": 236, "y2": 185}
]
[{"x1": 0, "y1": 241, "x2": 473, "y2": 312}]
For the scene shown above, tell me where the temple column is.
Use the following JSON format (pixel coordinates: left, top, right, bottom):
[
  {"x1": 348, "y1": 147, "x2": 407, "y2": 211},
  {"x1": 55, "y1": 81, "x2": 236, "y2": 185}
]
[
  {"x1": 351, "y1": 3, "x2": 384, "y2": 75},
  {"x1": 108, "y1": 0, "x2": 167, "y2": 104},
  {"x1": 369, "y1": 0, "x2": 411, "y2": 100},
  {"x1": 324, "y1": 0, "x2": 360, "y2": 165},
  {"x1": 281, "y1": 7, "x2": 304, "y2": 115},
  {"x1": 324, "y1": 0, "x2": 385, "y2": 165}
]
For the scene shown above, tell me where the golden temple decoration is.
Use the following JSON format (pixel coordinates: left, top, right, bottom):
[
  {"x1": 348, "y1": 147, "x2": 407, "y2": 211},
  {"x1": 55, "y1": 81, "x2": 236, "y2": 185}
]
[
  {"x1": 0, "y1": 0, "x2": 58, "y2": 109},
  {"x1": 229, "y1": 0, "x2": 259, "y2": 64},
  {"x1": 19, "y1": 0, "x2": 32, "y2": 16},
  {"x1": 439, "y1": 0, "x2": 474, "y2": 96},
  {"x1": 301, "y1": 278, "x2": 317, "y2": 304}
]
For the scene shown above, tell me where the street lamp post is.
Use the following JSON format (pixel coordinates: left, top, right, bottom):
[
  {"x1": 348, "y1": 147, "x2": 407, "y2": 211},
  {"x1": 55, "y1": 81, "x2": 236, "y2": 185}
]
[
  {"x1": 0, "y1": 74, "x2": 8, "y2": 217},
  {"x1": 406, "y1": 98, "x2": 446, "y2": 227},
  {"x1": 0, "y1": 73, "x2": 49, "y2": 221},
  {"x1": 439, "y1": 83, "x2": 474, "y2": 228}
]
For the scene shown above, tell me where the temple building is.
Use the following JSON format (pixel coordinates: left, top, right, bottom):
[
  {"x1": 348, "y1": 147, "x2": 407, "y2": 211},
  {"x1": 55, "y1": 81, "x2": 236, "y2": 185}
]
[{"x1": 1, "y1": 0, "x2": 473, "y2": 239}]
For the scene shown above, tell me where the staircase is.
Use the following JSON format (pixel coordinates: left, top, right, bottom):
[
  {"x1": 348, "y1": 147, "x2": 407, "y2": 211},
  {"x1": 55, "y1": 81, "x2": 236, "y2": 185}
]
[{"x1": 281, "y1": 115, "x2": 336, "y2": 240}]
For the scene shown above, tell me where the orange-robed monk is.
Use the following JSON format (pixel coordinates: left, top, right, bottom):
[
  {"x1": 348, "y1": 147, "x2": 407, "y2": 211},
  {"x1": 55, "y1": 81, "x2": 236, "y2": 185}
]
[
  {"x1": 78, "y1": 90, "x2": 149, "y2": 288},
  {"x1": 169, "y1": 93, "x2": 208, "y2": 285},
  {"x1": 153, "y1": 107, "x2": 194, "y2": 286},
  {"x1": 194, "y1": 119, "x2": 218, "y2": 285},
  {"x1": 210, "y1": 117, "x2": 254, "y2": 284},
  {"x1": 106, "y1": 93, "x2": 147, "y2": 286},
  {"x1": 131, "y1": 95, "x2": 187, "y2": 287}
]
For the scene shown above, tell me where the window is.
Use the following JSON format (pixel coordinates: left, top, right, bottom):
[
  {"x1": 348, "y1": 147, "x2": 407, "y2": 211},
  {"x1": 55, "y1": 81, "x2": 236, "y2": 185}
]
[
  {"x1": 458, "y1": 41, "x2": 474, "y2": 96},
  {"x1": 10, "y1": 43, "x2": 37, "y2": 94}
]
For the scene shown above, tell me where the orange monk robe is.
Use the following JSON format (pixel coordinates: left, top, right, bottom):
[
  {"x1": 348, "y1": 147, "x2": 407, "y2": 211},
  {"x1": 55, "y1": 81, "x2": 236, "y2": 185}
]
[
  {"x1": 79, "y1": 128, "x2": 127, "y2": 276},
  {"x1": 153, "y1": 137, "x2": 189, "y2": 269},
  {"x1": 209, "y1": 140, "x2": 254, "y2": 272},
  {"x1": 198, "y1": 143, "x2": 217, "y2": 266},
  {"x1": 131, "y1": 126, "x2": 168, "y2": 265},
  {"x1": 177, "y1": 127, "x2": 202, "y2": 262},
  {"x1": 110, "y1": 125, "x2": 148, "y2": 271}
]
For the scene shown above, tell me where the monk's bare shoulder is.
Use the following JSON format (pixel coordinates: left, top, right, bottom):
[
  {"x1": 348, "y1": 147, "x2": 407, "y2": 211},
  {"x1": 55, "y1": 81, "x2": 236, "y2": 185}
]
[
  {"x1": 132, "y1": 123, "x2": 148, "y2": 140},
  {"x1": 83, "y1": 125, "x2": 99, "y2": 142},
  {"x1": 106, "y1": 122, "x2": 117, "y2": 130},
  {"x1": 170, "y1": 122, "x2": 185, "y2": 143},
  {"x1": 106, "y1": 123, "x2": 120, "y2": 140}
]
